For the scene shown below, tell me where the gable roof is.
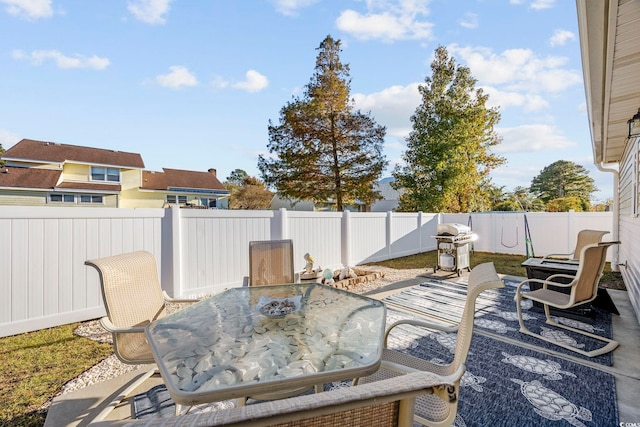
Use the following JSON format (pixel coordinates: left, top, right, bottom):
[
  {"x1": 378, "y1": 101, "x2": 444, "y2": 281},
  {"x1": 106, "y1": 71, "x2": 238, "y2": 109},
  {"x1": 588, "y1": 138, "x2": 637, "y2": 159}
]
[
  {"x1": 141, "y1": 168, "x2": 229, "y2": 195},
  {"x1": 0, "y1": 166, "x2": 121, "y2": 192},
  {"x1": 2, "y1": 139, "x2": 145, "y2": 168},
  {"x1": 0, "y1": 167, "x2": 61, "y2": 189}
]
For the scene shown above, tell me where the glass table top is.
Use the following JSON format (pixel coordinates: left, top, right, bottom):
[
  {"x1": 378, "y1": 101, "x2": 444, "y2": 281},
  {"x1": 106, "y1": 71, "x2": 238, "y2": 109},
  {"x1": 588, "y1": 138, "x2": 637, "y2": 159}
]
[{"x1": 146, "y1": 283, "x2": 386, "y2": 405}]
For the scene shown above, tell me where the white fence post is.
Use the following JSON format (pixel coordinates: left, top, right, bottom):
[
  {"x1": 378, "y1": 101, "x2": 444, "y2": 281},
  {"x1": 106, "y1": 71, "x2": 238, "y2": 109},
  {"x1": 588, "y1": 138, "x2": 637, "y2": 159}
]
[
  {"x1": 277, "y1": 208, "x2": 288, "y2": 239},
  {"x1": 418, "y1": 211, "x2": 423, "y2": 251},
  {"x1": 342, "y1": 210, "x2": 351, "y2": 267},
  {"x1": 162, "y1": 205, "x2": 183, "y2": 297},
  {"x1": 386, "y1": 211, "x2": 393, "y2": 258}
]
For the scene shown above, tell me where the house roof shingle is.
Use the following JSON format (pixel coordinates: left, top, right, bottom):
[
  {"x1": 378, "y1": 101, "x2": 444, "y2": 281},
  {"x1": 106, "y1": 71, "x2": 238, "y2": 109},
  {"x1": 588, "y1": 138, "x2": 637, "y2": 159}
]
[
  {"x1": 2, "y1": 139, "x2": 145, "y2": 168},
  {"x1": 0, "y1": 167, "x2": 121, "y2": 192},
  {"x1": 0, "y1": 167, "x2": 61, "y2": 189},
  {"x1": 141, "y1": 168, "x2": 229, "y2": 194}
]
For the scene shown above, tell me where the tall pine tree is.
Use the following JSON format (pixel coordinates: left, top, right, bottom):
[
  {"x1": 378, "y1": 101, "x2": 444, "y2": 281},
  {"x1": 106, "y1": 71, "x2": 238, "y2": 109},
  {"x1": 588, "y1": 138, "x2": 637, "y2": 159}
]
[
  {"x1": 259, "y1": 35, "x2": 387, "y2": 211},
  {"x1": 393, "y1": 46, "x2": 505, "y2": 213}
]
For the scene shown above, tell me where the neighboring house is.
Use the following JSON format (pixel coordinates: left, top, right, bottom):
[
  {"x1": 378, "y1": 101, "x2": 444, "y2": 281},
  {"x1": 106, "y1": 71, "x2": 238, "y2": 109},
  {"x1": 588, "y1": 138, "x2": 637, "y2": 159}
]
[
  {"x1": 270, "y1": 178, "x2": 401, "y2": 212},
  {"x1": 139, "y1": 168, "x2": 229, "y2": 209},
  {"x1": 0, "y1": 139, "x2": 229, "y2": 208},
  {"x1": 577, "y1": 0, "x2": 640, "y2": 322},
  {"x1": 370, "y1": 178, "x2": 401, "y2": 212}
]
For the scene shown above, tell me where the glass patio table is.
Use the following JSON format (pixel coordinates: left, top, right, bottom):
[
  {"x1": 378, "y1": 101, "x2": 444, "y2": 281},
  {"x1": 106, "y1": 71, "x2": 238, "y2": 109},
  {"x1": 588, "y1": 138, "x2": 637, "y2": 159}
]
[{"x1": 145, "y1": 283, "x2": 386, "y2": 406}]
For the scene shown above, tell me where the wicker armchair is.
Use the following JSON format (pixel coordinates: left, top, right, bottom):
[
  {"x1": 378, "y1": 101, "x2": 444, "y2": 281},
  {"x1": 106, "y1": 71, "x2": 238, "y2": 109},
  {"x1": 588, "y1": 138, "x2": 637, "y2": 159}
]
[
  {"x1": 89, "y1": 370, "x2": 458, "y2": 427},
  {"x1": 85, "y1": 251, "x2": 199, "y2": 420},
  {"x1": 355, "y1": 262, "x2": 504, "y2": 427}
]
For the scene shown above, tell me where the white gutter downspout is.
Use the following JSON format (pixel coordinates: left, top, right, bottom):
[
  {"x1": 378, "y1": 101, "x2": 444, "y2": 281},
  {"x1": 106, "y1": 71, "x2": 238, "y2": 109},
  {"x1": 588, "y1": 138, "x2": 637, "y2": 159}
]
[{"x1": 596, "y1": 162, "x2": 620, "y2": 271}]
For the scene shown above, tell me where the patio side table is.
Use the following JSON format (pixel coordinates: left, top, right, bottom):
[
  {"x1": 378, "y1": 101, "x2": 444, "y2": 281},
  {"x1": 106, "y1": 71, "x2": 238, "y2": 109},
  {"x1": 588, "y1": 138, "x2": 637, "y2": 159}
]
[{"x1": 145, "y1": 283, "x2": 386, "y2": 407}]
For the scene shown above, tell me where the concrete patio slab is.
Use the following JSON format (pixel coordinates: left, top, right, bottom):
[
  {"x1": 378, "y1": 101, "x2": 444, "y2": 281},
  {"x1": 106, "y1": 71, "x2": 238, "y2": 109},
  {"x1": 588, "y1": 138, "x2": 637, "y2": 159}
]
[{"x1": 44, "y1": 272, "x2": 640, "y2": 426}]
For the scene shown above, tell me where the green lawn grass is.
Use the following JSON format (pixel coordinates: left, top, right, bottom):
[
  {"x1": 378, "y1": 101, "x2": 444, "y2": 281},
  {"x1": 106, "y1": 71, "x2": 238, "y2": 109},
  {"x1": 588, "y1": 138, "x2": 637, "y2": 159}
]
[
  {"x1": 0, "y1": 323, "x2": 112, "y2": 427},
  {"x1": 0, "y1": 250, "x2": 624, "y2": 426}
]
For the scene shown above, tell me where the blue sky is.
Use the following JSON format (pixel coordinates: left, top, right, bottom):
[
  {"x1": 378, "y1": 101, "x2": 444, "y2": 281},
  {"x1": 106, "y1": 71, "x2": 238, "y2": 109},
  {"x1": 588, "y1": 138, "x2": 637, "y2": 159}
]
[{"x1": 0, "y1": 0, "x2": 613, "y2": 203}]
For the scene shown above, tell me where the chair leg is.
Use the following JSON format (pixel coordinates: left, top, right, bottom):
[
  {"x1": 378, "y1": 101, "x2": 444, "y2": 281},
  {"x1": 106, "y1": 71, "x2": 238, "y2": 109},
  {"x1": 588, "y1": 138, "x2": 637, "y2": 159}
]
[
  {"x1": 516, "y1": 295, "x2": 619, "y2": 357},
  {"x1": 92, "y1": 367, "x2": 159, "y2": 422}
]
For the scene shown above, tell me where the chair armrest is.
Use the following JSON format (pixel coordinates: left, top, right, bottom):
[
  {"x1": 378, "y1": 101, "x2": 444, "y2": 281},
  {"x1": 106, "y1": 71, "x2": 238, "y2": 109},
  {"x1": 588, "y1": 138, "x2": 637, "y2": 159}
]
[
  {"x1": 542, "y1": 252, "x2": 573, "y2": 260},
  {"x1": 379, "y1": 359, "x2": 465, "y2": 383},
  {"x1": 543, "y1": 274, "x2": 577, "y2": 286},
  {"x1": 99, "y1": 317, "x2": 147, "y2": 334},
  {"x1": 384, "y1": 319, "x2": 458, "y2": 347},
  {"x1": 162, "y1": 291, "x2": 200, "y2": 304},
  {"x1": 515, "y1": 277, "x2": 576, "y2": 295}
]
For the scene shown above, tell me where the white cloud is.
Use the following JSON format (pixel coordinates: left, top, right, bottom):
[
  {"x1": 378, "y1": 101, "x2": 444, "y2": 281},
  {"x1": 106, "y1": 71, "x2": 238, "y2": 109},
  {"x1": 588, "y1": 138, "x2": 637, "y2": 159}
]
[
  {"x1": 482, "y1": 85, "x2": 549, "y2": 112},
  {"x1": 12, "y1": 49, "x2": 110, "y2": 70},
  {"x1": 549, "y1": 29, "x2": 575, "y2": 47},
  {"x1": 210, "y1": 76, "x2": 230, "y2": 91},
  {"x1": 155, "y1": 66, "x2": 198, "y2": 89},
  {"x1": 495, "y1": 124, "x2": 576, "y2": 154},
  {"x1": 0, "y1": 0, "x2": 52, "y2": 20},
  {"x1": 458, "y1": 12, "x2": 478, "y2": 30},
  {"x1": 273, "y1": 0, "x2": 318, "y2": 16},
  {"x1": 531, "y1": 0, "x2": 555, "y2": 10},
  {"x1": 128, "y1": 0, "x2": 172, "y2": 25},
  {"x1": 232, "y1": 70, "x2": 269, "y2": 93},
  {"x1": 336, "y1": 0, "x2": 433, "y2": 42},
  {"x1": 509, "y1": 0, "x2": 556, "y2": 10},
  {"x1": 0, "y1": 129, "x2": 21, "y2": 147},
  {"x1": 353, "y1": 83, "x2": 421, "y2": 138},
  {"x1": 448, "y1": 44, "x2": 582, "y2": 93}
]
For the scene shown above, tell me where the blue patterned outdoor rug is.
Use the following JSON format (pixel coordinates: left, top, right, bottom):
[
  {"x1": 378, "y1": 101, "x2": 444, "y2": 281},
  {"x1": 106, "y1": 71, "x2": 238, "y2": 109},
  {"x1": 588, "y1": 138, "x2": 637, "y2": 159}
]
[
  {"x1": 133, "y1": 304, "x2": 618, "y2": 426},
  {"x1": 384, "y1": 316, "x2": 618, "y2": 427},
  {"x1": 383, "y1": 278, "x2": 614, "y2": 366}
]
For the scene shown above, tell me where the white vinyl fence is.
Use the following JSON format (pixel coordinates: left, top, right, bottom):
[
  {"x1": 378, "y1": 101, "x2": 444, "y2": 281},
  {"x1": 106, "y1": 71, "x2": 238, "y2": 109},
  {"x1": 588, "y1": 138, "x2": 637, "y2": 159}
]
[{"x1": 0, "y1": 206, "x2": 613, "y2": 338}]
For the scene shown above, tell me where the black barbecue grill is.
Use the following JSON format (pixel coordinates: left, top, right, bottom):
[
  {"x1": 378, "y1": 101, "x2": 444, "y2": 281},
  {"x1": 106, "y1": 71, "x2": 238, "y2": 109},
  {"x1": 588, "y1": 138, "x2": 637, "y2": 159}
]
[{"x1": 432, "y1": 223, "x2": 478, "y2": 276}]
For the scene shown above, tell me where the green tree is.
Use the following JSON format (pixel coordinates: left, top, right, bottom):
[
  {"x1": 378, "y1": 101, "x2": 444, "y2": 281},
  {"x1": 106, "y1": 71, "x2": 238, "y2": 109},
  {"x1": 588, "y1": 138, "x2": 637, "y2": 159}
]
[
  {"x1": 393, "y1": 45, "x2": 505, "y2": 213},
  {"x1": 529, "y1": 160, "x2": 597, "y2": 206},
  {"x1": 0, "y1": 143, "x2": 4, "y2": 167},
  {"x1": 259, "y1": 35, "x2": 387, "y2": 211},
  {"x1": 224, "y1": 169, "x2": 273, "y2": 210},
  {"x1": 546, "y1": 196, "x2": 585, "y2": 212}
]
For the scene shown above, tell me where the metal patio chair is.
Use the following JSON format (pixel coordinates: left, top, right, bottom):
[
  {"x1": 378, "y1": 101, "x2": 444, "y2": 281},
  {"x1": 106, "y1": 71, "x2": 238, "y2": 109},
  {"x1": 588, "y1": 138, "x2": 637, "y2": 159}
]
[
  {"x1": 246, "y1": 239, "x2": 299, "y2": 286},
  {"x1": 85, "y1": 251, "x2": 199, "y2": 420},
  {"x1": 542, "y1": 229, "x2": 609, "y2": 261},
  {"x1": 355, "y1": 262, "x2": 504, "y2": 427},
  {"x1": 515, "y1": 241, "x2": 620, "y2": 357}
]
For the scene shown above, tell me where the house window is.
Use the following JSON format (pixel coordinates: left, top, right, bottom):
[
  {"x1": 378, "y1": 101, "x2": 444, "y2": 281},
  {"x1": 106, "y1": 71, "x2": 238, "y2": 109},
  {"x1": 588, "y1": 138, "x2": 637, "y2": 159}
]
[
  {"x1": 201, "y1": 197, "x2": 217, "y2": 208},
  {"x1": 49, "y1": 193, "x2": 75, "y2": 203},
  {"x1": 167, "y1": 195, "x2": 188, "y2": 204},
  {"x1": 91, "y1": 167, "x2": 120, "y2": 182},
  {"x1": 79, "y1": 195, "x2": 104, "y2": 204}
]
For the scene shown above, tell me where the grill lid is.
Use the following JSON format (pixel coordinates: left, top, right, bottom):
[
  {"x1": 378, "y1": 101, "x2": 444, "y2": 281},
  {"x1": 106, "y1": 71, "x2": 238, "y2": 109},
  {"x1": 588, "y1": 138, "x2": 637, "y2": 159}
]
[{"x1": 437, "y1": 223, "x2": 471, "y2": 236}]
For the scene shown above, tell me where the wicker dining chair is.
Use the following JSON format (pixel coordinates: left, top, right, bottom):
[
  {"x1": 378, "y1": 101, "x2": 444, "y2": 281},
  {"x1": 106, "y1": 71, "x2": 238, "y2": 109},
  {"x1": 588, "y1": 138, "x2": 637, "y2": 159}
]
[
  {"x1": 355, "y1": 262, "x2": 504, "y2": 427},
  {"x1": 85, "y1": 251, "x2": 199, "y2": 420},
  {"x1": 90, "y1": 370, "x2": 459, "y2": 427}
]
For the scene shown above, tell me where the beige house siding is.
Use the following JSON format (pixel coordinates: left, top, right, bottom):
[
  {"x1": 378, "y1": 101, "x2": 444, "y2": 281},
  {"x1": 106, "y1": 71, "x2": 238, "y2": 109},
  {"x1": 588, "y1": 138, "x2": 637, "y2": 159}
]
[
  {"x1": 62, "y1": 163, "x2": 90, "y2": 182},
  {"x1": 617, "y1": 137, "x2": 640, "y2": 320},
  {"x1": 0, "y1": 191, "x2": 48, "y2": 206},
  {"x1": 0, "y1": 191, "x2": 118, "y2": 207},
  {"x1": 119, "y1": 191, "x2": 166, "y2": 208}
]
